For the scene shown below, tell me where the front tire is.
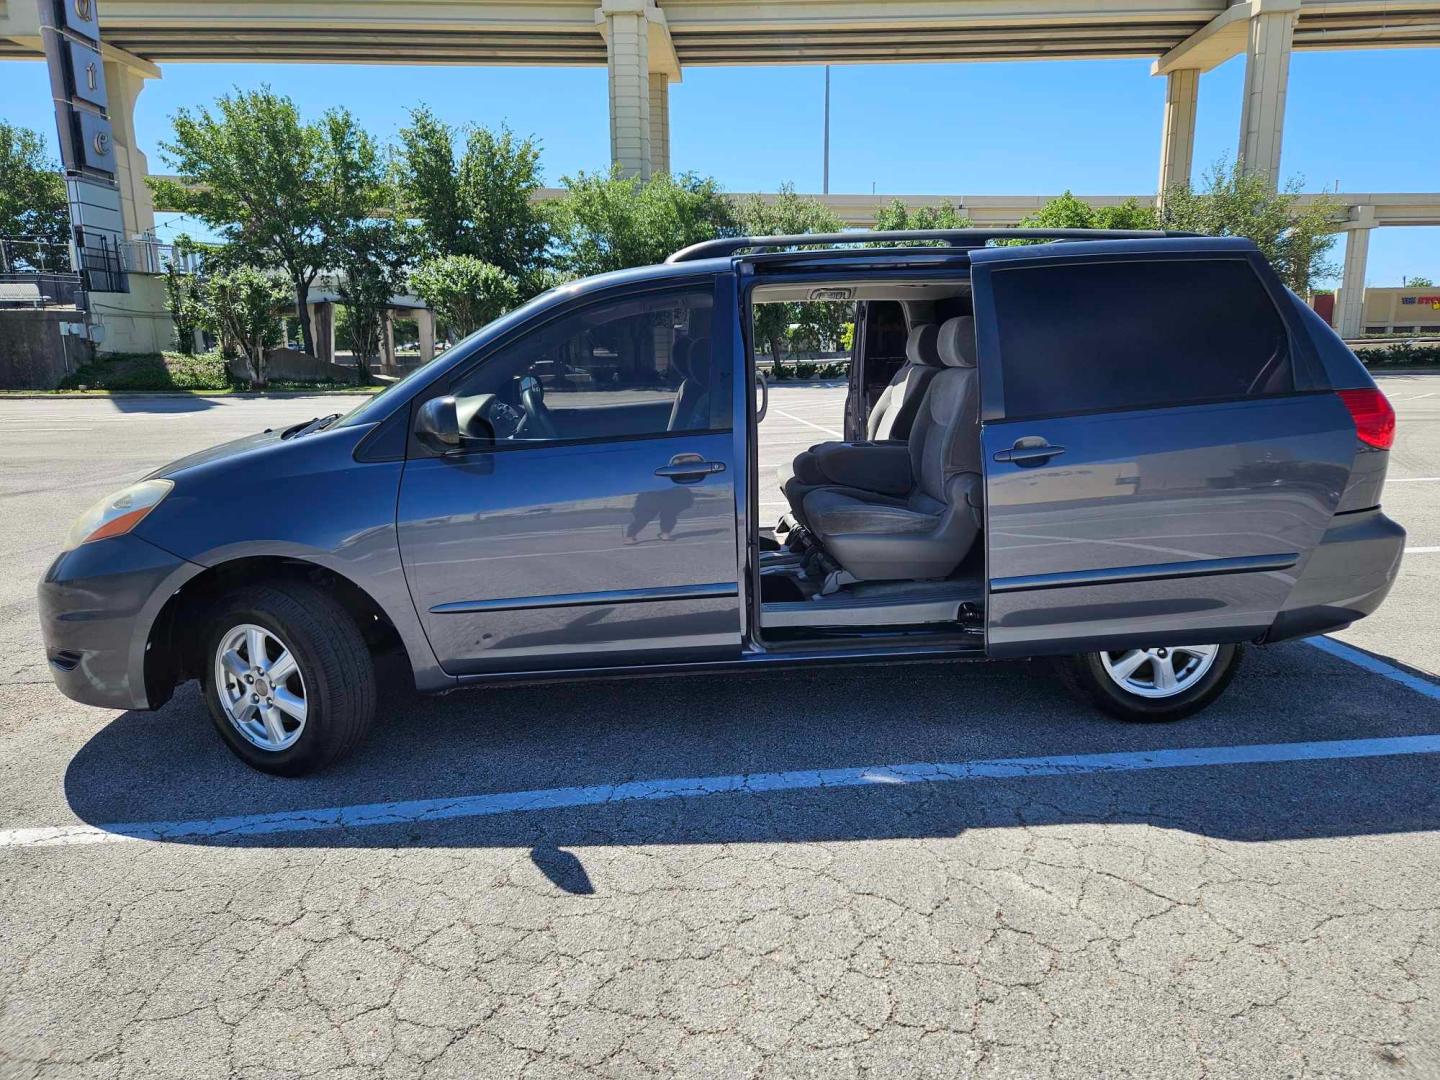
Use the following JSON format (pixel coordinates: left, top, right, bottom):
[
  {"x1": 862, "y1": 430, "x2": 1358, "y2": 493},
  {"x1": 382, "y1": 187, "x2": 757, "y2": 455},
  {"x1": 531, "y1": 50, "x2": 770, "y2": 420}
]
[
  {"x1": 1061, "y1": 643, "x2": 1242, "y2": 723},
  {"x1": 202, "y1": 584, "x2": 377, "y2": 775}
]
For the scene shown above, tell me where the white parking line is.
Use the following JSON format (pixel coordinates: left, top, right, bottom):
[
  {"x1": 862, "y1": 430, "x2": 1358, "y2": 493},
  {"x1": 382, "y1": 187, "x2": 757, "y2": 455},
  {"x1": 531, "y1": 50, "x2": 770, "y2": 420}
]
[
  {"x1": 1388, "y1": 477, "x2": 1440, "y2": 483},
  {"x1": 1406, "y1": 546, "x2": 1440, "y2": 554},
  {"x1": 768, "y1": 408, "x2": 843, "y2": 439},
  {"x1": 5, "y1": 732, "x2": 1440, "y2": 850}
]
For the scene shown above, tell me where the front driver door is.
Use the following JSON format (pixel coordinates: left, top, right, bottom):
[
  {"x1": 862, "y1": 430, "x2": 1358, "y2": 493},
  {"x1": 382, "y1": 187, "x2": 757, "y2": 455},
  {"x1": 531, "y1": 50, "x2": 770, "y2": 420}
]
[
  {"x1": 397, "y1": 281, "x2": 742, "y2": 675},
  {"x1": 971, "y1": 241, "x2": 1357, "y2": 657}
]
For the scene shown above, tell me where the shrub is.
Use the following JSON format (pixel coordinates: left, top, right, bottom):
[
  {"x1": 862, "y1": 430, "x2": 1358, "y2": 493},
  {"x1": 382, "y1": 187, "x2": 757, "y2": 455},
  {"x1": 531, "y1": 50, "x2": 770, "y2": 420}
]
[
  {"x1": 59, "y1": 351, "x2": 234, "y2": 391},
  {"x1": 1357, "y1": 342, "x2": 1440, "y2": 366}
]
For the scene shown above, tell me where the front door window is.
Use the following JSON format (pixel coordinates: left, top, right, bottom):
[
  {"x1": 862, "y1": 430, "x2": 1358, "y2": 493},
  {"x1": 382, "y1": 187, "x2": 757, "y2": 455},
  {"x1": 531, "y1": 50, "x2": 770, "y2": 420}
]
[{"x1": 449, "y1": 288, "x2": 724, "y2": 446}]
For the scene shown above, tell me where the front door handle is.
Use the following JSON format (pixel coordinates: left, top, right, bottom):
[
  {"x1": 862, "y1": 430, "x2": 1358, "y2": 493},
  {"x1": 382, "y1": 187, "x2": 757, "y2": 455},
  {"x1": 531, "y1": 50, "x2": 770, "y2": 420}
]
[
  {"x1": 993, "y1": 437, "x2": 1066, "y2": 467},
  {"x1": 655, "y1": 454, "x2": 727, "y2": 482}
]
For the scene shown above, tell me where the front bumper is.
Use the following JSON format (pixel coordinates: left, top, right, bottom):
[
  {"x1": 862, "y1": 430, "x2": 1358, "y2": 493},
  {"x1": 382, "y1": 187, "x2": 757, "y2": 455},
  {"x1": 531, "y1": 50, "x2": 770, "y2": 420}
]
[
  {"x1": 38, "y1": 534, "x2": 202, "y2": 710},
  {"x1": 1263, "y1": 508, "x2": 1406, "y2": 643}
]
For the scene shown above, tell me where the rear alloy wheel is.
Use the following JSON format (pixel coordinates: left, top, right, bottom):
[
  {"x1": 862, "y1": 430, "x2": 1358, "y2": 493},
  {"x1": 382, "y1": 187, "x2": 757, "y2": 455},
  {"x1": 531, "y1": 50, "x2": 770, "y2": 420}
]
[
  {"x1": 1061, "y1": 643, "x2": 1242, "y2": 722},
  {"x1": 202, "y1": 584, "x2": 376, "y2": 775}
]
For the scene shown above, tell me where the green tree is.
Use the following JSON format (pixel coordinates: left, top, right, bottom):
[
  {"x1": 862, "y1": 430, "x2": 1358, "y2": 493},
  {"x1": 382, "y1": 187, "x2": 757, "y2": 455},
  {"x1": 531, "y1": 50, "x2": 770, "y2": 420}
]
[
  {"x1": 410, "y1": 254, "x2": 520, "y2": 340},
  {"x1": 161, "y1": 236, "x2": 206, "y2": 354},
  {"x1": 872, "y1": 197, "x2": 973, "y2": 240},
  {"x1": 738, "y1": 185, "x2": 848, "y2": 365},
  {"x1": 393, "y1": 106, "x2": 465, "y2": 258},
  {"x1": 393, "y1": 109, "x2": 549, "y2": 291},
  {"x1": 193, "y1": 266, "x2": 289, "y2": 389},
  {"x1": 150, "y1": 88, "x2": 385, "y2": 357},
  {"x1": 1159, "y1": 159, "x2": 1339, "y2": 294},
  {"x1": 547, "y1": 168, "x2": 737, "y2": 278},
  {"x1": 0, "y1": 121, "x2": 70, "y2": 269},
  {"x1": 1004, "y1": 191, "x2": 1158, "y2": 242},
  {"x1": 1403, "y1": 275, "x2": 1434, "y2": 287},
  {"x1": 336, "y1": 217, "x2": 411, "y2": 384}
]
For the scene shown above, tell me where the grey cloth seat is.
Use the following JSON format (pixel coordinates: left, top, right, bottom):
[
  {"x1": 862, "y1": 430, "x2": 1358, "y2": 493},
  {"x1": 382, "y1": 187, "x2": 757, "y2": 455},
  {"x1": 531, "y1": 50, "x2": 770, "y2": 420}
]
[
  {"x1": 802, "y1": 316, "x2": 982, "y2": 581},
  {"x1": 779, "y1": 323, "x2": 942, "y2": 523},
  {"x1": 666, "y1": 335, "x2": 710, "y2": 431}
]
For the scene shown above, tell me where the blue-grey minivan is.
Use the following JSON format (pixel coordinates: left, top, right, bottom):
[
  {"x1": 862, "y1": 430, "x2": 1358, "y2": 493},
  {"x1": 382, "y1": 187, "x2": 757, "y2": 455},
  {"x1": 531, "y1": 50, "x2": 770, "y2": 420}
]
[{"x1": 39, "y1": 230, "x2": 1405, "y2": 774}]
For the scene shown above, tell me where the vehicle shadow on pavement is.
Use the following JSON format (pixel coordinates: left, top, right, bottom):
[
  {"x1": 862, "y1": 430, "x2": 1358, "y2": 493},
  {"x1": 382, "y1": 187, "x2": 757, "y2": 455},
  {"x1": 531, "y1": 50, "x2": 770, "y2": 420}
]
[
  {"x1": 62, "y1": 639, "x2": 1440, "y2": 854},
  {"x1": 101, "y1": 396, "x2": 224, "y2": 414}
]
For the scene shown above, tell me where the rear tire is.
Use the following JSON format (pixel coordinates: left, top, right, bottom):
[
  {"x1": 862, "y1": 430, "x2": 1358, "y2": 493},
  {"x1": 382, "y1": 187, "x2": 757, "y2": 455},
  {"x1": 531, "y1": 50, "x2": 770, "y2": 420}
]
[
  {"x1": 202, "y1": 583, "x2": 377, "y2": 775},
  {"x1": 1060, "y1": 643, "x2": 1242, "y2": 723}
]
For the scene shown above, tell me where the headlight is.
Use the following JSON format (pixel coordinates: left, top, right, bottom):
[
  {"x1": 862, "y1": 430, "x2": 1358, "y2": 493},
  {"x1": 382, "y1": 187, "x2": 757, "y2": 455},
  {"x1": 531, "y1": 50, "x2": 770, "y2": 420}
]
[{"x1": 65, "y1": 479, "x2": 173, "y2": 549}]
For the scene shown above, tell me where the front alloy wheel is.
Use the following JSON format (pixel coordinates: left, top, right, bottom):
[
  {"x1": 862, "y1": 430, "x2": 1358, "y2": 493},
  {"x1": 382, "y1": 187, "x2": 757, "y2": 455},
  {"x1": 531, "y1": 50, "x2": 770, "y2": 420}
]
[
  {"x1": 1061, "y1": 642, "x2": 1242, "y2": 722},
  {"x1": 202, "y1": 584, "x2": 377, "y2": 775},
  {"x1": 214, "y1": 623, "x2": 308, "y2": 751}
]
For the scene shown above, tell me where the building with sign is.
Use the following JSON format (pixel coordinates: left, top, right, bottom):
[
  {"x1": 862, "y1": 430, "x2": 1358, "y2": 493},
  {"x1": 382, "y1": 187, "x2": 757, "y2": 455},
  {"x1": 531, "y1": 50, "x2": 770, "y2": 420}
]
[{"x1": 1341, "y1": 286, "x2": 1440, "y2": 336}]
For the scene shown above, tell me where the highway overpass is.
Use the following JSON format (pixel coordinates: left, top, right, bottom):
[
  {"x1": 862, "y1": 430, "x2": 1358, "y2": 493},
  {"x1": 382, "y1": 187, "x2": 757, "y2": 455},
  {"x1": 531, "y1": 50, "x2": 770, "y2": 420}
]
[{"x1": 3, "y1": 0, "x2": 1437, "y2": 345}]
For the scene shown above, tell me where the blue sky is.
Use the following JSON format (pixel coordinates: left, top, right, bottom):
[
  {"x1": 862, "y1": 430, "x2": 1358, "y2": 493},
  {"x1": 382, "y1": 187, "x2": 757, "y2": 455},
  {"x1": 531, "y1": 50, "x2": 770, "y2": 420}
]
[{"x1": 3, "y1": 48, "x2": 1436, "y2": 284}]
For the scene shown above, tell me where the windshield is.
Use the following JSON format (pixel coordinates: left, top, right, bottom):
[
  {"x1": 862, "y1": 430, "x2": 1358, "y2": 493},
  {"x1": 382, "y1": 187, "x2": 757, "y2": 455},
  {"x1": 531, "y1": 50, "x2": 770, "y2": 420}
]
[{"x1": 334, "y1": 285, "x2": 572, "y2": 429}]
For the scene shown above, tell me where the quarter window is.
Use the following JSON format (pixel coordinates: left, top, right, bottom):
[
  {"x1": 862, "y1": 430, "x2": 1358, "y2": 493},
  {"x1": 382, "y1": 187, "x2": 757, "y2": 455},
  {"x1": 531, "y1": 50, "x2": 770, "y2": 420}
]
[
  {"x1": 449, "y1": 288, "x2": 724, "y2": 445},
  {"x1": 990, "y1": 259, "x2": 1292, "y2": 417}
]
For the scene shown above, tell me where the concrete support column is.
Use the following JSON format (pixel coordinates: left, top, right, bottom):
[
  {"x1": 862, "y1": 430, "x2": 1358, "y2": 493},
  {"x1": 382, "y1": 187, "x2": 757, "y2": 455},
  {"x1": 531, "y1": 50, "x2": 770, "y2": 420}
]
[
  {"x1": 417, "y1": 308, "x2": 436, "y2": 363},
  {"x1": 102, "y1": 60, "x2": 159, "y2": 244},
  {"x1": 94, "y1": 55, "x2": 173, "y2": 354},
  {"x1": 648, "y1": 72, "x2": 670, "y2": 177},
  {"x1": 308, "y1": 302, "x2": 335, "y2": 364},
  {"x1": 1157, "y1": 68, "x2": 1199, "y2": 196},
  {"x1": 382, "y1": 312, "x2": 397, "y2": 374},
  {"x1": 1337, "y1": 205, "x2": 1375, "y2": 340},
  {"x1": 1237, "y1": 4, "x2": 1297, "y2": 184},
  {"x1": 602, "y1": 0, "x2": 651, "y2": 178}
]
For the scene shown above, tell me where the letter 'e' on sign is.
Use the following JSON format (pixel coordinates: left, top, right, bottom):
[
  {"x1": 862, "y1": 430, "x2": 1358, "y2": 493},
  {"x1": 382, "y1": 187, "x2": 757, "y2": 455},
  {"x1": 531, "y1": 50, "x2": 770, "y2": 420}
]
[
  {"x1": 64, "y1": 0, "x2": 101, "y2": 42},
  {"x1": 77, "y1": 111, "x2": 116, "y2": 175}
]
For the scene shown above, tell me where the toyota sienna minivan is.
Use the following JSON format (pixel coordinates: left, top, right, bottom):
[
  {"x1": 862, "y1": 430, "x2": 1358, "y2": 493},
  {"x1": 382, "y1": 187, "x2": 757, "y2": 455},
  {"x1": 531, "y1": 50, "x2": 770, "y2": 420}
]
[{"x1": 39, "y1": 230, "x2": 1405, "y2": 774}]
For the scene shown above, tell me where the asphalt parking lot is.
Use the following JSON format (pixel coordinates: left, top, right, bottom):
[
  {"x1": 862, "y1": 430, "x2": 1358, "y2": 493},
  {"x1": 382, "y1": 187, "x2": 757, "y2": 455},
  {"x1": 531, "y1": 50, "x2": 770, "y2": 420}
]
[{"x1": 1, "y1": 377, "x2": 1438, "y2": 1079}]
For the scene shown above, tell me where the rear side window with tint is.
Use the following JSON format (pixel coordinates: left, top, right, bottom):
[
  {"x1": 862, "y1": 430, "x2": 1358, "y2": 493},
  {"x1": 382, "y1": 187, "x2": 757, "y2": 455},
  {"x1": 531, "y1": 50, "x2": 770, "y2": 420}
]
[{"x1": 990, "y1": 258, "x2": 1291, "y2": 418}]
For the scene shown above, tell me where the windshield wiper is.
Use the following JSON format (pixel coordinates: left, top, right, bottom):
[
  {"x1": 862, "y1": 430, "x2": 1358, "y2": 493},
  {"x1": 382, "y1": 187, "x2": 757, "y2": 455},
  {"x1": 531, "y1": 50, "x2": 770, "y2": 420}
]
[{"x1": 280, "y1": 413, "x2": 342, "y2": 439}]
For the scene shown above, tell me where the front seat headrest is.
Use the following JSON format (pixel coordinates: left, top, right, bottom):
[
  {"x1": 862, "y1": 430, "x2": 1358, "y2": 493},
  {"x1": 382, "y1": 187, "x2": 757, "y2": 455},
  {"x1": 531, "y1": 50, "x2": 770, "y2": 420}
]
[
  {"x1": 670, "y1": 336, "x2": 693, "y2": 380},
  {"x1": 683, "y1": 336, "x2": 711, "y2": 383},
  {"x1": 938, "y1": 316, "x2": 977, "y2": 368},
  {"x1": 905, "y1": 323, "x2": 941, "y2": 367}
]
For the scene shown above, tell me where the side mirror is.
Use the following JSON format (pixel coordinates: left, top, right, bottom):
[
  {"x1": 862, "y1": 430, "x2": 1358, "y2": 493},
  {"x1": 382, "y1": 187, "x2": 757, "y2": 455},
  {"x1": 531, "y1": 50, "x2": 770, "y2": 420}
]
[{"x1": 416, "y1": 395, "x2": 461, "y2": 450}]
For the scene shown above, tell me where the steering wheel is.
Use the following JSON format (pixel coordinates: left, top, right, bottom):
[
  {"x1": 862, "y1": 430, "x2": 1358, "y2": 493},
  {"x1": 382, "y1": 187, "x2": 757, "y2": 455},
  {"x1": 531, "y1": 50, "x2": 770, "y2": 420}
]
[{"x1": 517, "y1": 375, "x2": 559, "y2": 440}]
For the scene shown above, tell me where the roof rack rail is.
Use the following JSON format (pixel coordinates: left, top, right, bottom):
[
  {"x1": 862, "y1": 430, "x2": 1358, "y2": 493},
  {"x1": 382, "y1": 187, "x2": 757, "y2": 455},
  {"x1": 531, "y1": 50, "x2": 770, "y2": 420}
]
[{"x1": 665, "y1": 228, "x2": 1196, "y2": 264}]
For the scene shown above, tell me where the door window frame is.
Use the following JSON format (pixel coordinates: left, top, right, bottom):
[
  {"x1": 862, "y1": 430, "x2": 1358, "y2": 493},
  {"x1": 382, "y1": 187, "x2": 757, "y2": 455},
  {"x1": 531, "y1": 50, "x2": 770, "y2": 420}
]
[
  {"x1": 406, "y1": 275, "x2": 733, "y2": 460},
  {"x1": 971, "y1": 248, "x2": 1328, "y2": 424}
]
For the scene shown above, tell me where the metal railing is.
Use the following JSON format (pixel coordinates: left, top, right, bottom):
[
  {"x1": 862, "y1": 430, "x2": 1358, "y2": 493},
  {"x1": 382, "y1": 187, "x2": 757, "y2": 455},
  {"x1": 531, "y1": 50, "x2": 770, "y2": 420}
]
[
  {"x1": 0, "y1": 270, "x2": 84, "y2": 309},
  {"x1": 0, "y1": 237, "x2": 71, "y2": 274}
]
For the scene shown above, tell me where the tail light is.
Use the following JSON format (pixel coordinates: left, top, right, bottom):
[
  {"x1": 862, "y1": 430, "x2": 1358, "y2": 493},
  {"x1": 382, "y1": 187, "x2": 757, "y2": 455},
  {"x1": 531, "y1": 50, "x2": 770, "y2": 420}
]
[{"x1": 1337, "y1": 388, "x2": 1396, "y2": 450}]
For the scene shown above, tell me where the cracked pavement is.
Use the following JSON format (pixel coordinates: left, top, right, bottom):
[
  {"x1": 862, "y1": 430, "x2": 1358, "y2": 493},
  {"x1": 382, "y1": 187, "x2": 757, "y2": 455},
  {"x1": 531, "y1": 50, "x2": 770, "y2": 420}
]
[{"x1": 2, "y1": 382, "x2": 1439, "y2": 1078}]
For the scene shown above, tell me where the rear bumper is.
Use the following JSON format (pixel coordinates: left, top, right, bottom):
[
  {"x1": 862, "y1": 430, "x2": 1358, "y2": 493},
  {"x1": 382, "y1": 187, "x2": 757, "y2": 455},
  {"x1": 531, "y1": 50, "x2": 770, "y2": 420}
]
[
  {"x1": 37, "y1": 534, "x2": 203, "y2": 711},
  {"x1": 1262, "y1": 508, "x2": 1405, "y2": 644}
]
